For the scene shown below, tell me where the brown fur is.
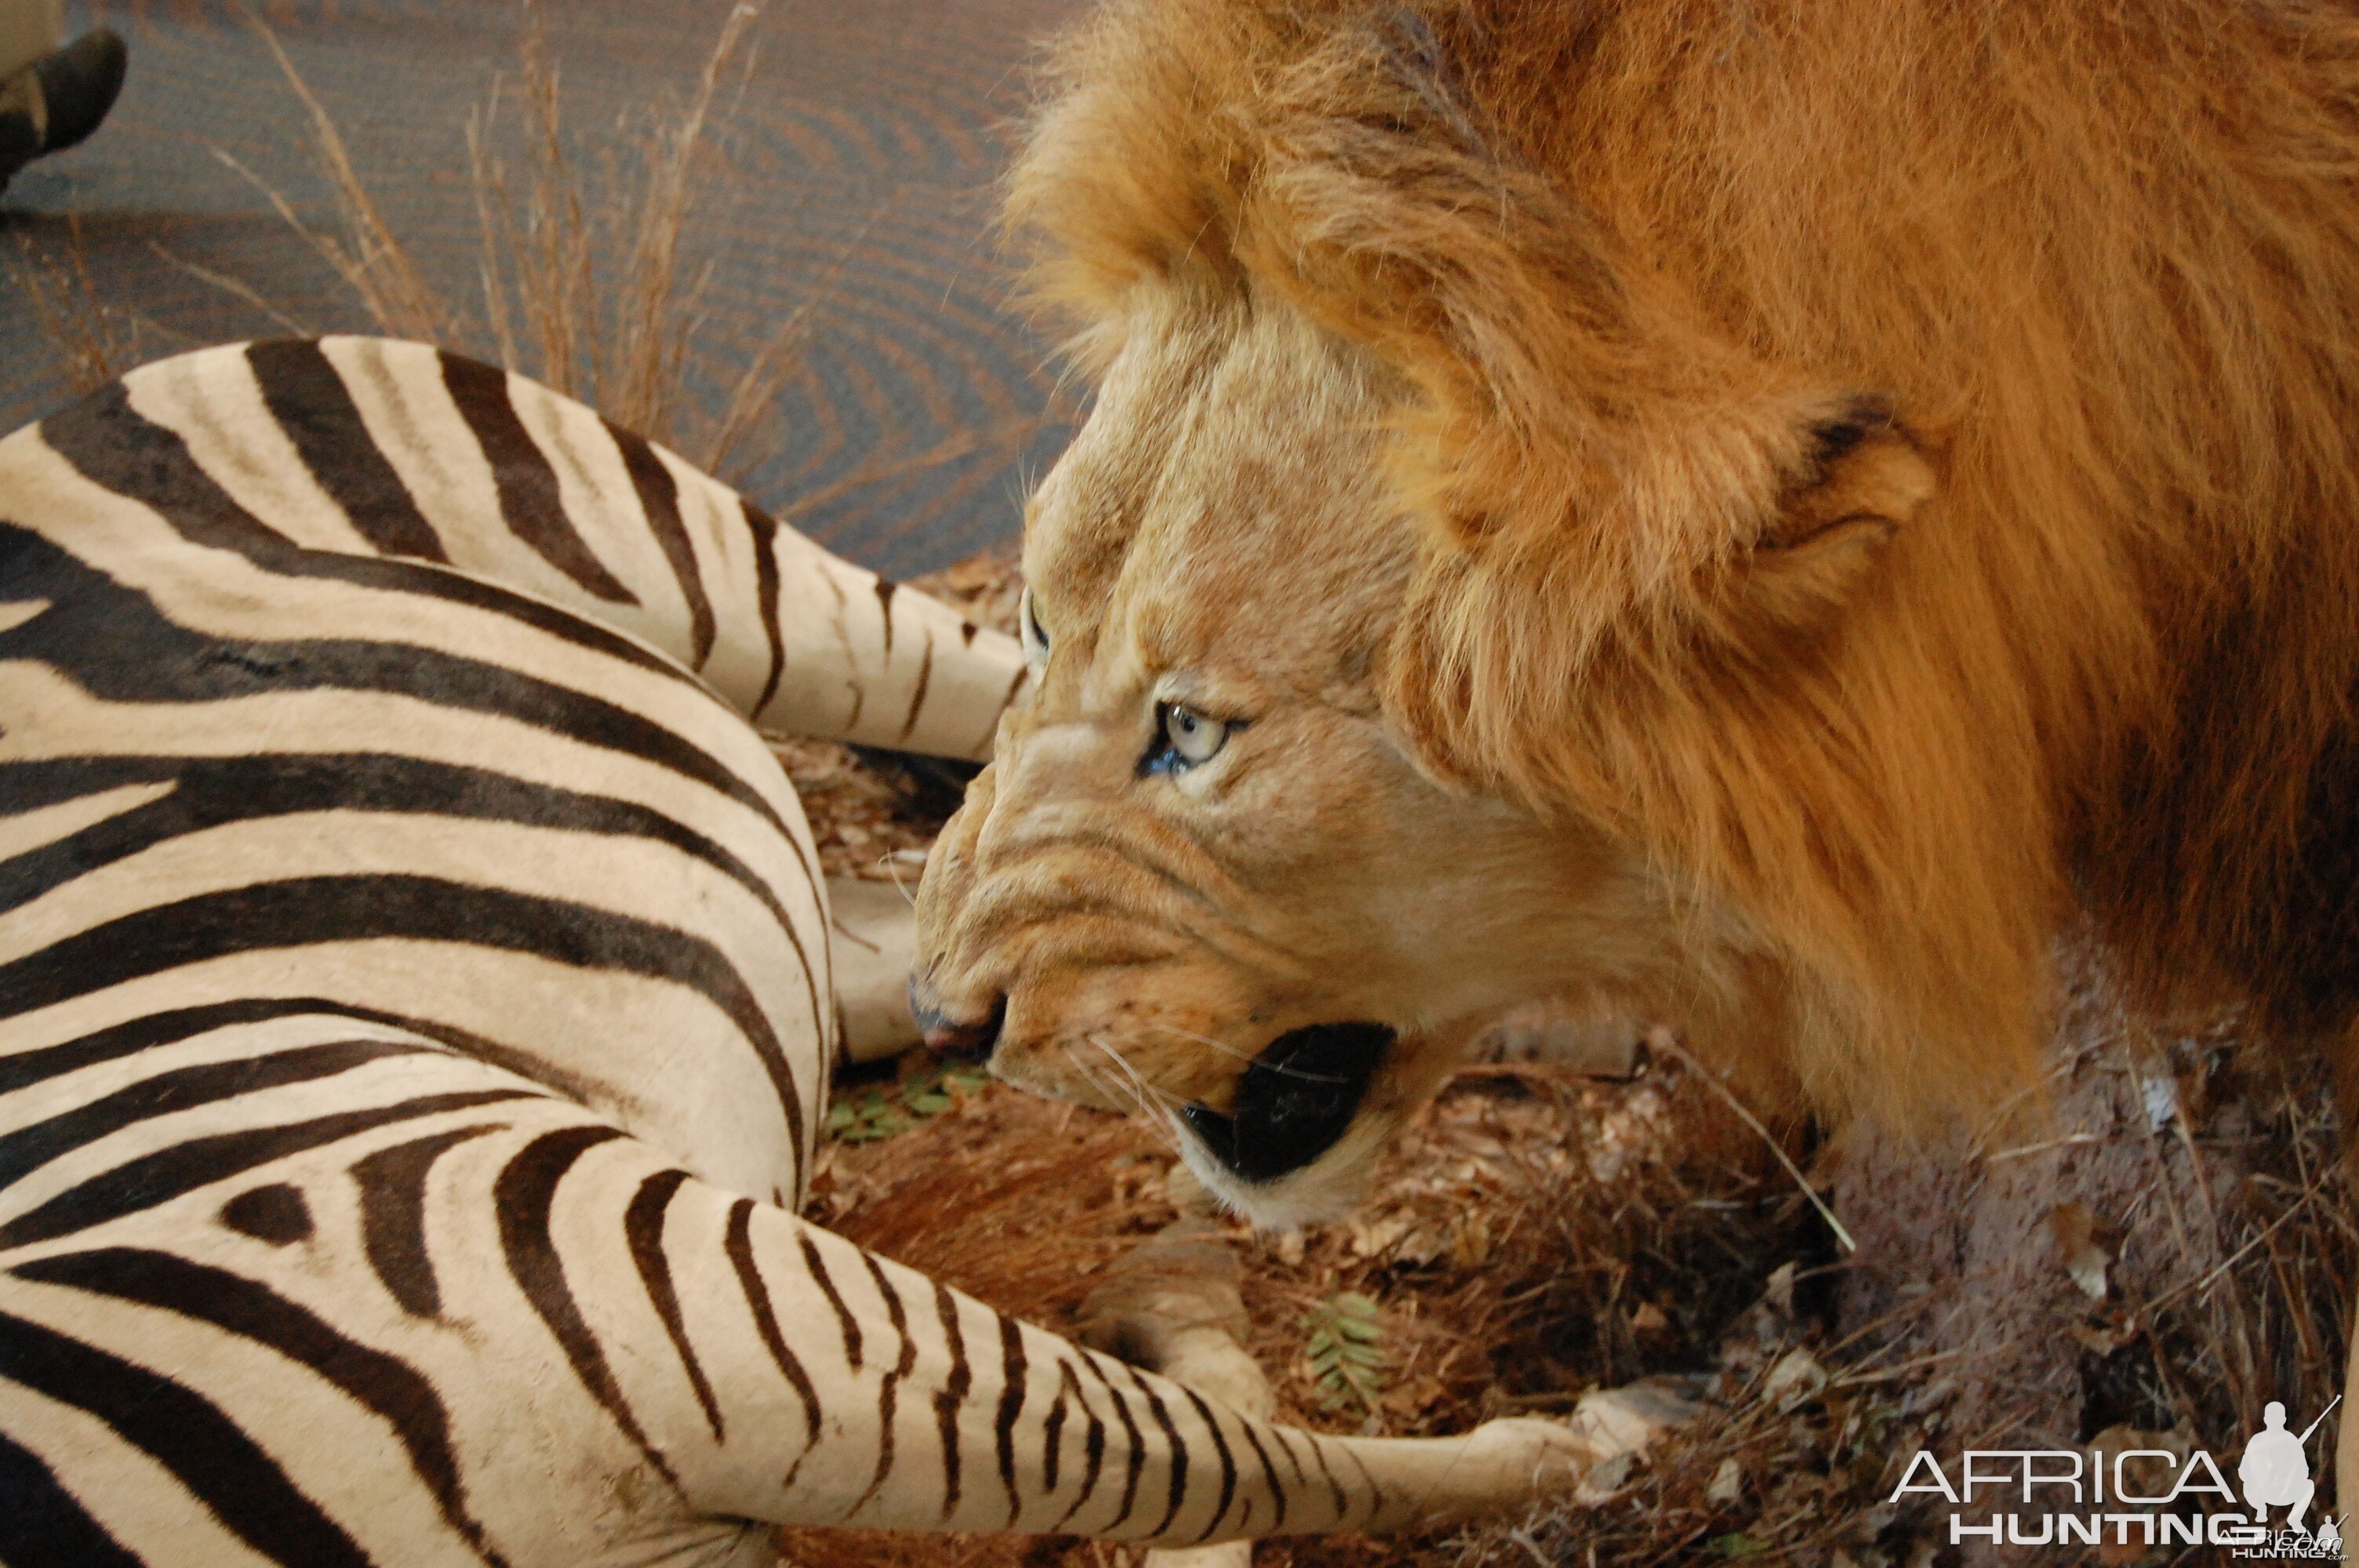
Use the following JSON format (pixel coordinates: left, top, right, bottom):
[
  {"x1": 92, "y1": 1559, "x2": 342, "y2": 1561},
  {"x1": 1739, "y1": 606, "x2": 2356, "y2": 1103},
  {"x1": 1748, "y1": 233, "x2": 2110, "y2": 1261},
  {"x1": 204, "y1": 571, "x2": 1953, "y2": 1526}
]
[{"x1": 965, "y1": 0, "x2": 2359, "y2": 1131}]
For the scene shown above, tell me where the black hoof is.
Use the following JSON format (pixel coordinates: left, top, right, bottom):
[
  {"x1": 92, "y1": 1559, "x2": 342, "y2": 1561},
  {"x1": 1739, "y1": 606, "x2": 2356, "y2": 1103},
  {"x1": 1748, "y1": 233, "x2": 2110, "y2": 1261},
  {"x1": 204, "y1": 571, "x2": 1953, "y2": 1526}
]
[{"x1": 36, "y1": 29, "x2": 128, "y2": 155}]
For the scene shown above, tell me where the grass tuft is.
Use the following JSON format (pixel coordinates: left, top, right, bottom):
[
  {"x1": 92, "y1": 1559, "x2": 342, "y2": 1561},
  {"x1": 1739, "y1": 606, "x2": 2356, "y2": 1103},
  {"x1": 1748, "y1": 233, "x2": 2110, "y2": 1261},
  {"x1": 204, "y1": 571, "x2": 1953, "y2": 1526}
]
[
  {"x1": 229, "y1": 0, "x2": 802, "y2": 481},
  {"x1": 11, "y1": 216, "x2": 141, "y2": 392}
]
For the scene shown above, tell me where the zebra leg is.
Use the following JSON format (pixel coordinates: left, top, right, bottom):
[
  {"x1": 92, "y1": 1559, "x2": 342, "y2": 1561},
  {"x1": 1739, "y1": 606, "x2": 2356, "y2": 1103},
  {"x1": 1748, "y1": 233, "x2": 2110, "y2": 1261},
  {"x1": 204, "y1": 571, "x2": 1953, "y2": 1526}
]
[
  {"x1": 827, "y1": 877, "x2": 925, "y2": 1063},
  {"x1": 1080, "y1": 1214, "x2": 1274, "y2": 1568},
  {"x1": 125, "y1": 1106, "x2": 1584, "y2": 1556},
  {"x1": 0, "y1": 1068, "x2": 1582, "y2": 1566},
  {"x1": 468, "y1": 1130, "x2": 1597, "y2": 1545},
  {"x1": 95, "y1": 339, "x2": 1030, "y2": 764},
  {"x1": 734, "y1": 1207, "x2": 1592, "y2": 1541}
]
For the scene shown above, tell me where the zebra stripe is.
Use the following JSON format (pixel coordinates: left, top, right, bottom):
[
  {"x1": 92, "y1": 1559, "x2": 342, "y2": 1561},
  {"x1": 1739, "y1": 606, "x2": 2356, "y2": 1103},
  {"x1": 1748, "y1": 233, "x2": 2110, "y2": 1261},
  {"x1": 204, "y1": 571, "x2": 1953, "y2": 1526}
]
[
  {"x1": 437, "y1": 354, "x2": 642, "y2": 606},
  {"x1": 0, "y1": 338, "x2": 1574, "y2": 1567},
  {"x1": 11, "y1": 1246, "x2": 511, "y2": 1566},
  {"x1": 623, "y1": 1168, "x2": 722, "y2": 1439},
  {"x1": 245, "y1": 338, "x2": 448, "y2": 564},
  {"x1": 0, "y1": 1306, "x2": 379, "y2": 1567},
  {"x1": 0, "y1": 1423, "x2": 144, "y2": 1567},
  {"x1": 353, "y1": 1122, "x2": 509, "y2": 1321}
]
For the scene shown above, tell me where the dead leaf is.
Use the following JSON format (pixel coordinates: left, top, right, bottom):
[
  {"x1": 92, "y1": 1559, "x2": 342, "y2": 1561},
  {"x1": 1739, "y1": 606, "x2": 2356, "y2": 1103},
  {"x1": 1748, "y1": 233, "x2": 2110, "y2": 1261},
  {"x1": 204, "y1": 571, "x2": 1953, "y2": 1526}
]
[
  {"x1": 1568, "y1": 1377, "x2": 1703, "y2": 1456},
  {"x1": 1575, "y1": 1450, "x2": 1637, "y2": 1504},
  {"x1": 1708, "y1": 1456, "x2": 1744, "y2": 1504},
  {"x1": 1763, "y1": 1345, "x2": 1828, "y2": 1410},
  {"x1": 1449, "y1": 1213, "x2": 1495, "y2": 1267},
  {"x1": 2049, "y1": 1201, "x2": 2113, "y2": 1301},
  {"x1": 1346, "y1": 1211, "x2": 1412, "y2": 1258},
  {"x1": 2068, "y1": 1307, "x2": 2139, "y2": 1356}
]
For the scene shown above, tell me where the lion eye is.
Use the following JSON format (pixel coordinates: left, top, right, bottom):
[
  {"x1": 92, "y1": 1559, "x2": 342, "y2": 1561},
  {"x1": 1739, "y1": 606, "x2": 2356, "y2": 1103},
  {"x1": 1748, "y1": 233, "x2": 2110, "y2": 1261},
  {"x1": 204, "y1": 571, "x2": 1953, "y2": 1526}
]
[
  {"x1": 1160, "y1": 703, "x2": 1229, "y2": 768},
  {"x1": 1019, "y1": 586, "x2": 1050, "y2": 668}
]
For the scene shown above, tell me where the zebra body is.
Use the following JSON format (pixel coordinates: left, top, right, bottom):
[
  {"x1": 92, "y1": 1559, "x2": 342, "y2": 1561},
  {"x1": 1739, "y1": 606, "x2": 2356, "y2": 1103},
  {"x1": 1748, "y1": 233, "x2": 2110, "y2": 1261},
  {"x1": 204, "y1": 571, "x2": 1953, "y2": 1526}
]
[{"x1": 0, "y1": 339, "x2": 1578, "y2": 1566}]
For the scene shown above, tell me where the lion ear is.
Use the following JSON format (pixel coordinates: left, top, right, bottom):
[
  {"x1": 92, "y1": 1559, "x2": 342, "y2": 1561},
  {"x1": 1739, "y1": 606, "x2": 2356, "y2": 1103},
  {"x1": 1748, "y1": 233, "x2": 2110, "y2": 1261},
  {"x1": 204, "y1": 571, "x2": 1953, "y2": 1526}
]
[
  {"x1": 1731, "y1": 405, "x2": 1936, "y2": 634},
  {"x1": 1377, "y1": 392, "x2": 1941, "y2": 807}
]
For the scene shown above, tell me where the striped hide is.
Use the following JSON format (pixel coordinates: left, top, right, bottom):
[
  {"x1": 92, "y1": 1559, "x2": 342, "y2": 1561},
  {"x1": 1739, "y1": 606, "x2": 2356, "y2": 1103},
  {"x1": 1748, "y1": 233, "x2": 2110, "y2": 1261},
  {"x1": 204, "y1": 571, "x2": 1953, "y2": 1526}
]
[{"x1": 0, "y1": 338, "x2": 1581, "y2": 1567}]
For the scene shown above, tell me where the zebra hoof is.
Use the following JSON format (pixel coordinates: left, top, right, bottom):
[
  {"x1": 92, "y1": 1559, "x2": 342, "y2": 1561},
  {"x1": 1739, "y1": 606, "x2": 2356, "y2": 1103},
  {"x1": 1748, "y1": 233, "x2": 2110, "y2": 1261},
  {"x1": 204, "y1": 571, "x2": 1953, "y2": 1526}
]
[
  {"x1": 829, "y1": 877, "x2": 925, "y2": 1063},
  {"x1": 1145, "y1": 1544, "x2": 1253, "y2": 1568}
]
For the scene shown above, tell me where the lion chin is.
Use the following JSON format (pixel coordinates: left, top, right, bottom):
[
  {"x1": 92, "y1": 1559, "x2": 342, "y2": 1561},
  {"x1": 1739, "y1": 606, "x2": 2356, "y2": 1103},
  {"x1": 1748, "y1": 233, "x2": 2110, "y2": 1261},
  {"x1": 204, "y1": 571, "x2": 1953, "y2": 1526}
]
[{"x1": 958, "y1": 990, "x2": 1501, "y2": 1229}]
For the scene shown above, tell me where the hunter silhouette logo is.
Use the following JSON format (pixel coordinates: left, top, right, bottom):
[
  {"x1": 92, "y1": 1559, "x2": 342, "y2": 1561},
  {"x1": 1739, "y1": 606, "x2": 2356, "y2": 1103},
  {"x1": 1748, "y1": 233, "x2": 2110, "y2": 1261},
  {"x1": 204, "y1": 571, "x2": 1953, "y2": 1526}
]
[
  {"x1": 2239, "y1": 1398, "x2": 2331, "y2": 1535},
  {"x1": 1888, "y1": 1398, "x2": 2343, "y2": 1555}
]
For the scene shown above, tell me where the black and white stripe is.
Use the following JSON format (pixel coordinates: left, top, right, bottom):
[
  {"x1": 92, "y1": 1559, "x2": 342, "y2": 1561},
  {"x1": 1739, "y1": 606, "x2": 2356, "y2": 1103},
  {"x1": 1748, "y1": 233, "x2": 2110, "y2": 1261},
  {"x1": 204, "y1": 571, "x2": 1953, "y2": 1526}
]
[{"x1": 0, "y1": 338, "x2": 1561, "y2": 1567}]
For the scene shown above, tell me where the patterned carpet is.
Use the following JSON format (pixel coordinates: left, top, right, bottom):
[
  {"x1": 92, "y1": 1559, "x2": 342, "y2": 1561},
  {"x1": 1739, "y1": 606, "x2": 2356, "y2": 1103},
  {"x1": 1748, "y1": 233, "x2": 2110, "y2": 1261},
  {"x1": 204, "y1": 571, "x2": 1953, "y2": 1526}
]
[{"x1": 2, "y1": 0, "x2": 1086, "y2": 576}]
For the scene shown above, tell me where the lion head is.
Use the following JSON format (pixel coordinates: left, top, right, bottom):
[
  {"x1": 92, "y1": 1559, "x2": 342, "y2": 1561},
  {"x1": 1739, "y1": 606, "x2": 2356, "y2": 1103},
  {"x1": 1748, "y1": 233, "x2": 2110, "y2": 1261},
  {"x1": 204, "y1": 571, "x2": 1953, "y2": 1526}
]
[
  {"x1": 913, "y1": 290, "x2": 1710, "y2": 1221},
  {"x1": 911, "y1": 0, "x2": 1959, "y2": 1225},
  {"x1": 919, "y1": 0, "x2": 2359, "y2": 1221}
]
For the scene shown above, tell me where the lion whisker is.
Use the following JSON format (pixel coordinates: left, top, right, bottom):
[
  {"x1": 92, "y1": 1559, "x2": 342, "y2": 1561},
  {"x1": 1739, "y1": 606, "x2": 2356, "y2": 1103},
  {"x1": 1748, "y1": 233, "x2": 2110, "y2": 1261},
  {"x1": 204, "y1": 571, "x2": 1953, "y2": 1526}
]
[
  {"x1": 1056, "y1": 1044, "x2": 1136, "y2": 1116},
  {"x1": 1056, "y1": 1035, "x2": 1152, "y2": 1118},
  {"x1": 1083, "y1": 1031, "x2": 1189, "y2": 1120},
  {"x1": 1139, "y1": 1019, "x2": 1354, "y2": 1084},
  {"x1": 873, "y1": 850, "x2": 922, "y2": 908},
  {"x1": 1085, "y1": 1031, "x2": 1184, "y2": 1115},
  {"x1": 1066, "y1": 1036, "x2": 1185, "y2": 1156}
]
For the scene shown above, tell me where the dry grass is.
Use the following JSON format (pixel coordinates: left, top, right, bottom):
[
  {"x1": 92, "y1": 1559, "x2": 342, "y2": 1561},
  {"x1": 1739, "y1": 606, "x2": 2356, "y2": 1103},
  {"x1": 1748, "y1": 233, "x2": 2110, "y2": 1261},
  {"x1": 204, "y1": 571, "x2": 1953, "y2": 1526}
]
[
  {"x1": 195, "y1": 0, "x2": 811, "y2": 482},
  {"x1": 222, "y1": 0, "x2": 451, "y2": 344},
  {"x1": 19, "y1": 2, "x2": 1072, "y2": 485},
  {"x1": 463, "y1": 0, "x2": 765, "y2": 456},
  {"x1": 9, "y1": 217, "x2": 143, "y2": 394},
  {"x1": 1452, "y1": 990, "x2": 2357, "y2": 1566},
  {"x1": 208, "y1": 0, "x2": 1063, "y2": 488}
]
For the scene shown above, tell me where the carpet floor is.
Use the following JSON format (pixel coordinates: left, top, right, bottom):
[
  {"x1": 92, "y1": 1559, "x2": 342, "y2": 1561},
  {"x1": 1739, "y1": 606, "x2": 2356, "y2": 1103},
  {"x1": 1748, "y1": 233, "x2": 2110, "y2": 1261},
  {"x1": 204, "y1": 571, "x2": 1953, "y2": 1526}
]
[{"x1": 3, "y1": 0, "x2": 1085, "y2": 576}]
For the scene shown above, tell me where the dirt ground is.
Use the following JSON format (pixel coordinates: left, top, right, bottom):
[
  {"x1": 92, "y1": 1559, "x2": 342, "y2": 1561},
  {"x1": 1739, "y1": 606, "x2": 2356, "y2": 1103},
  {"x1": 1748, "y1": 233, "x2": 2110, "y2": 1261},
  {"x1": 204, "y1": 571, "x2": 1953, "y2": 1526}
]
[
  {"x1": 772, "y1": 550, "x2": 2357, "y2": 1568},
  {"x1": 786, "y1": 1050, "x2": 1806, "y2": 1568}
]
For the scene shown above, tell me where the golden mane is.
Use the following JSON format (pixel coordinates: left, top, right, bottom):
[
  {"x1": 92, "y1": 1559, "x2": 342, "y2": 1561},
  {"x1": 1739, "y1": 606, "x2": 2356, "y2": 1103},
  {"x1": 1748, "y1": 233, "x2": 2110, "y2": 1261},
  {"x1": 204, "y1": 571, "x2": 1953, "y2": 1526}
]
[{"x1": 1007, "y1": 0, "x2": 2359, "y2": 1124}]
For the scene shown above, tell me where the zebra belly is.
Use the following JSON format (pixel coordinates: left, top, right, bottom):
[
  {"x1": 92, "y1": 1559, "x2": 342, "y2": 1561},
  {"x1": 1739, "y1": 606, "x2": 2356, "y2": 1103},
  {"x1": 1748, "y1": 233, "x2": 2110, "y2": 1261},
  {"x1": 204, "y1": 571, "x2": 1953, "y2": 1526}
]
[
  {"x1": 0, "y1": 1023, "x2": 777, "y2": 1566},
  {"x1": 0, "y1": 499, "x2": 833, "y2": 1201}
]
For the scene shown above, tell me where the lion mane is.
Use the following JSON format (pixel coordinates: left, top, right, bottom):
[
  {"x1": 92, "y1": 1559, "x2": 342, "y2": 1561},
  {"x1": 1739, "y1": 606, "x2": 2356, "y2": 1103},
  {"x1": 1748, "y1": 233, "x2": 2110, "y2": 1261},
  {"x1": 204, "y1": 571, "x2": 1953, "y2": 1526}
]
[{"x1": 1004, "y1": 0, "x2": 2359, "y2": 1124}]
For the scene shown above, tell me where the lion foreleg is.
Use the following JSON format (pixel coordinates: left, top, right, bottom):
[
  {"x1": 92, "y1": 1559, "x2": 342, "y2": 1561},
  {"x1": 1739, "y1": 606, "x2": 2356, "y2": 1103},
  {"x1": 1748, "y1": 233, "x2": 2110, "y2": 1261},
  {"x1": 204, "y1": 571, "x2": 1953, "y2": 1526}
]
[{"x1": 1081, "y1": 1210, "x2": 1273, "y2": 1568}]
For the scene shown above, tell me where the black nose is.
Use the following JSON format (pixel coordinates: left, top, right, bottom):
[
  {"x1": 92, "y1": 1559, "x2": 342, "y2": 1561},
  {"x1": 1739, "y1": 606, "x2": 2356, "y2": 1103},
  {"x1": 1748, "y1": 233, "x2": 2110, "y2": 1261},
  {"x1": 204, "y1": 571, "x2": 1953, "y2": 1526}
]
[
  {"x1": 1180, "y1": 1022, "x2": 1394, "y2": 1184},
  {"x1": 909, "y1": 985, "x2": 1005, "y2": 1054}
]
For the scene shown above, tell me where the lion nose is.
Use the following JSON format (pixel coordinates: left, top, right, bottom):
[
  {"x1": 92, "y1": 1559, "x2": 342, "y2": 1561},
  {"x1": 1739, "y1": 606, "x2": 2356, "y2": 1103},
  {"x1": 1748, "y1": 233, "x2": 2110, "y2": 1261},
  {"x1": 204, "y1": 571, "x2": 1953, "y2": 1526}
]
[{"x1": 908, "y1": 982, "x2": 1005, "y2": 1054}]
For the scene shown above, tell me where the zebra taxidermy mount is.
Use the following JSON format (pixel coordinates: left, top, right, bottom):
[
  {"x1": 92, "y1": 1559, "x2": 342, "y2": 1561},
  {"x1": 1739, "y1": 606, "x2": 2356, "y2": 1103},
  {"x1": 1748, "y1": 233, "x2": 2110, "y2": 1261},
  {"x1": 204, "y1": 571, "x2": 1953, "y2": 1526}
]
[{"x1": 0, "y1": 339, "x2": 1590, "y2": 1567}]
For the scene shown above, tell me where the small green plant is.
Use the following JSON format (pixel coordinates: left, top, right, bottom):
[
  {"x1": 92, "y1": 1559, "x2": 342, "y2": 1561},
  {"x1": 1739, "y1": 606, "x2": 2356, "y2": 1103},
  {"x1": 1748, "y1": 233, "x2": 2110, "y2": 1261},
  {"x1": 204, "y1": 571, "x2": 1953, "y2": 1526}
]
[
  {"x1": 1303, "y1": 1290, "x2": 1389, "y2": 1413},
  {"x1": 825, "y1": 1087, "x2": 911, "y2": 1143},
  {"x1": 824, "y1": 1053, "x2": 989, "y2": 1144},
  {"x1": 1706, "y1": 1532, "x2": 1767, "y2": 1559}
]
